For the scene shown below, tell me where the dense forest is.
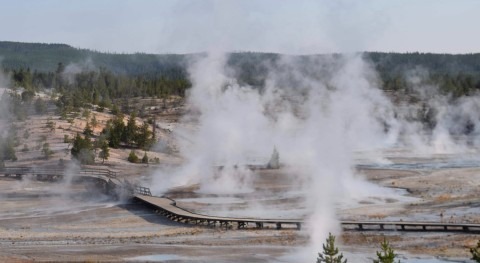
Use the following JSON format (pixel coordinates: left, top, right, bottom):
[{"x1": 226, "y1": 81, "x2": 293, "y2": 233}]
[
  {"x1": 2, "y1": 41, "x2": 480, "y2": 111},
  {"x1": 0, "y1": 41, "x2": 188, "y2": 76}
]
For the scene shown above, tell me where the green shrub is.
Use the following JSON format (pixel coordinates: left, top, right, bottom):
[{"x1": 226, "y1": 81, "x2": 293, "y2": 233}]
[{"x1": 127, "y1": 150, "x2": 139, "y2": 163}]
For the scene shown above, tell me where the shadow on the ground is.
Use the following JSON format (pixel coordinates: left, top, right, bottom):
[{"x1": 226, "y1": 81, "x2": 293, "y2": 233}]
[{"x1": 117, "y1": 201, "x2": 186, "y2": 227}]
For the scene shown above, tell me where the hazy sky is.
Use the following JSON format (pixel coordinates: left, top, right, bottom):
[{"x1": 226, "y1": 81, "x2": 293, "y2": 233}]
[{"x1": 1, "y1": 0, "x2": 479, "y2": 54}]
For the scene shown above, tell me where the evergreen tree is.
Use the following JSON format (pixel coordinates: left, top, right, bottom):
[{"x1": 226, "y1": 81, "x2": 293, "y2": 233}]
[
  {"x1": 373, "y1": 238, "x2": 400, "y2": 263},
  {"x1": 111, "y1": 104, "x2": 120, "y2": 115},
  {"x1": 137, "y1": 122, "x2": 152, "y2": 150},
  {"x1": 127, "y1": 150, "x2": 139, "y2": 163},
  {"x1": 83, "y1": 123, "x2": 93, "y2": 138},
  {"x1": 0, "y1": 137, "x2": 17, "y2": 162},
  {"x1": 98, "y1": 140, "x2": 110, "y2": 164},
  {"x1": 106, "y1": 117, "x2": 124, "y2": 148},
  {"x1": 142, "y1": 151, "x2": 149, "y2": 165},
  {"x1": 124, "y1": 112, "x2": 138, "y2": 146},
  {"x1": 471, "y1": 240, "x2": 480, "y2": 262},
  {"x1": 317, "y1": 233, "x2": 347, "y2": 263},
  {"x1": 71, "y1": 133, "x2": 95, "y2": 164},
  {"x1": 82, "y1": 109, "x2": 91, "y2": 119},
  {"x1": 93, "y1": 134, "x2": 107, "y2": 154}
]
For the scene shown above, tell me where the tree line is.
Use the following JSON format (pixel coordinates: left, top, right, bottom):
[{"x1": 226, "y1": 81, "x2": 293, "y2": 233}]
[{"x1": 8, "y1": 63, "x2": 189, "y2": 113}]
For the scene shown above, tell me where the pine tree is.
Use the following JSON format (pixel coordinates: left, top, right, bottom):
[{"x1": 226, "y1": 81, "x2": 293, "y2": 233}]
[
  {"x1": 142, "y1": 151, "x2": 149, "y2": 165},
  {"x1": 111, "y1": 104, "x2": 120, "y2": 115},
  {"x1": 71, "y1": 133, "x2": 94, "y2": 164},
  {"x1": 471, "y1": 240, "x2": 480, "y2": 262},
  {"x1": 124, "y1": 112, "x2": 138, "y2": 146},
  {"x1": 136, "y1": 122, "x2": 152, "y2": 150},
  {"x1": 317, "y1": 233, "x2": 347, "y2": 263},
  {"x1": 83, "y1": 123, "x2": 93, "y2": 138},
  {"x1": 106, "y1": 117, "x2": 125, "y2": 148},
  {"x1": 98, "y1": 141, "x2": 110, "y2": 164},
  {"x1": 127, "y1": 150, "x2": 139, "y2": 163},
  {"x1": 373, "y1": 238, "x2": 400, "y2": 263},
  {"x1": 0, "y1": 137, "x2": 17, "y2": 162}
]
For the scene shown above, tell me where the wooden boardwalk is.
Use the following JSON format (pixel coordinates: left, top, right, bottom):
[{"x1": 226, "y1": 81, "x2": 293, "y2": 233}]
[
  {"x1": 2, "y1": 166, "x2": 480, "y2": 233},
  {"x1": 135, "y1": 194, "x2": 302, "y2": 230},
  {"x1": 340, "y1": 220, "x2": 480, "y2": 232},
  {"x1": 134, "y1": 194, "x2": 480, "y2": 233}
]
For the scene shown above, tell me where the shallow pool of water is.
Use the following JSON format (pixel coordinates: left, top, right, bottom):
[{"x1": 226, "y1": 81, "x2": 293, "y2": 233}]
[{"x1": 357, "y1": 155, "x2": 480, "y2": 171}]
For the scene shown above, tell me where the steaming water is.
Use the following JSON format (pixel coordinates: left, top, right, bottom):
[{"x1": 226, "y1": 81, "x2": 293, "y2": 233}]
[
  {"x1": 356, "y1": 147, "x2": 480, "y2": 170},
  {"x1": 176, "y1": 191, "x2": 308, "y2": 219},
  {"x1": 358, "y1": 158, "x2": 480, "y2": 170},
  {"x1": 174, "y1": 186, "x2": 415, "y2": 219}
]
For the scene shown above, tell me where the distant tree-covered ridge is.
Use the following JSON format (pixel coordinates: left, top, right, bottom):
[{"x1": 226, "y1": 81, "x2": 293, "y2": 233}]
[
  {"x1": 0, "y1": 41, "x2": 189, "y2": 77},
  {"x1": 2, "y1": 41, "x2": 480, "y2": 103},
  {"x1": 2, "y1": 41, "x2": 480, "y2": 76}
]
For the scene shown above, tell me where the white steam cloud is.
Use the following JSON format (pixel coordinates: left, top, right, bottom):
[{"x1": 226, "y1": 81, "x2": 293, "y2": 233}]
[
  {"x1": 152, "y1": 52, "x2": 402, "y2": 259},
  {"x1": 384, "y1": 69, "x2": 480, "y2": 155},
  {"x1": 140, "y1": 1, "x2": 480, "y2": 261}
]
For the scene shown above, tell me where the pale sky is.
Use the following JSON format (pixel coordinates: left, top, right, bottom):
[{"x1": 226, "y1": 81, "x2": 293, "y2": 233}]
[{"x1": 0, "y1": 0, "x2": 479, "y2": 54}]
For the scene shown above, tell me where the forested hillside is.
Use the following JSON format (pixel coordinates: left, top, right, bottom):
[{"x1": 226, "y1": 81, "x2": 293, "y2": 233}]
[
  {"x1": 2, "y1": 41, "x2": 480, "y2": 106},
  {"x1": 0, "y1": 41, "x2": 188, "y2": 76}
]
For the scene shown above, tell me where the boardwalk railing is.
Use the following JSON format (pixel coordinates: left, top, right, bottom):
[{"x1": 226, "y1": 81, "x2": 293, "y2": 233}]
[
  {"x1": 133, "y1": 185, "x2": 152, "y2": 196},
  {"x1": 0, "y1": 166, "x2": 117, "y2": 179},
  {"x1": 341, "y1": 220, "x2": 480, "y2": 232}
]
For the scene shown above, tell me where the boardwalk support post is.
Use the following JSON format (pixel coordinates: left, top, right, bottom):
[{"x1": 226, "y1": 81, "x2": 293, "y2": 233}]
[{"x1": 238, "y1": 222, "x2": 246, "y2": 229}]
